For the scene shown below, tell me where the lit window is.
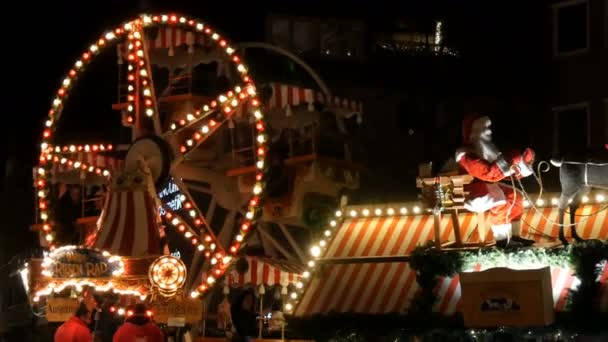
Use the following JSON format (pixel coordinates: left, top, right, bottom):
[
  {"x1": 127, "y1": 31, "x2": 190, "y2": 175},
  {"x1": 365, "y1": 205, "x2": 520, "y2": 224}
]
[{"x1": 553, "y1": 0, "x2": 589, "y2": 56}]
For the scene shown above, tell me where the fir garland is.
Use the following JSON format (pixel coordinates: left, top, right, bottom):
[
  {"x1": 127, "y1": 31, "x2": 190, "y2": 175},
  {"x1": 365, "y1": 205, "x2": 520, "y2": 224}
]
[{"x1": 409, "y1": 240, "x2": 608, "y2": 315}]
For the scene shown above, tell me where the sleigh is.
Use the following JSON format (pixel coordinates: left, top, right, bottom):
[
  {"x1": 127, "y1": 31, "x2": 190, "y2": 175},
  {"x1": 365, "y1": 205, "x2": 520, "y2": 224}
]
[{"x1": 416, "y1": 163, "x2": 491, "y2": 250}]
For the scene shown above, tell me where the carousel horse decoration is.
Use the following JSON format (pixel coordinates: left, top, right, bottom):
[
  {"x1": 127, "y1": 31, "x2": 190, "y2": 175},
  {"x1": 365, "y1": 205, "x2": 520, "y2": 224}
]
[{"x1": 550, "y1": 148, "x2": 608, "y2": 245}]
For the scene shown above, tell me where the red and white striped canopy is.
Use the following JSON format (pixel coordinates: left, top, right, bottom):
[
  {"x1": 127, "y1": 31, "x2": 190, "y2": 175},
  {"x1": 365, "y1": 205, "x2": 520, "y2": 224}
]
[
  {"x1": 90, "y1": 185, "x2": 160, "y2": 257},
  {"x1": 235, "y1": 83, "x2": 363, "y2": 120},
  {"x1": 294, "y1": 205, "x2": 608, "y2": 317},
  {"x1": 148, "y1": 27, "x2": 211, "y2": 49},
  {"x1": 228, "y1": 256, "x2": 303, "y2": 288}
]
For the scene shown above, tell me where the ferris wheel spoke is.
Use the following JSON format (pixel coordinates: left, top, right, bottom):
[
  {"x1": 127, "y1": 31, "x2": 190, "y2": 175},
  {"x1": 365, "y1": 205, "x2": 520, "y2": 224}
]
[
  {"x1": 170, "y1": 176, "x2": 226, "y2": 252},
  {"x1": 162, "y1": 83, "x2": 254, "y2": 139}
]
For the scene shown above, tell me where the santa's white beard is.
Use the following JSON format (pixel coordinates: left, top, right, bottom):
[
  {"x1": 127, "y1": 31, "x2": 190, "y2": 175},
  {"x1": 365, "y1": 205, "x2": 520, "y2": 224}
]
[{"x1": 473, "y1": 139, "x2": 501, "y2": 162}]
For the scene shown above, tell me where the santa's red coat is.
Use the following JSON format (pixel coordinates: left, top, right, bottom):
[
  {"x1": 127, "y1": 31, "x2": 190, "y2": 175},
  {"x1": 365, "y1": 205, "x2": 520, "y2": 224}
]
[
  {"x1": 456, "y1": 147, "x2": 534, "y2": 226},
  {"x1": 54, "y1": 316, "x2": 93, "y2": 342}
]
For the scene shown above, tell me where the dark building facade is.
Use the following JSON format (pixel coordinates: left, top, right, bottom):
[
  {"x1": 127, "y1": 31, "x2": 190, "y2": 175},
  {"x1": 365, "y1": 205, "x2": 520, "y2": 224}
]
[
  {"x1": 260, "y1": 7, "x2": 546, "y2": 201},
  {"x1": 547, "y1": 0, "x2": 608, "y2": 156}
]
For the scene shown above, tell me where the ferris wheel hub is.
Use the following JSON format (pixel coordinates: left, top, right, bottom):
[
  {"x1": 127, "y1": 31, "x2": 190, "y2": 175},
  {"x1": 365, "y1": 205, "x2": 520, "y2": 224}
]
[{"x1": 125, "y1": 134, "x2": 174, "y2": 188}]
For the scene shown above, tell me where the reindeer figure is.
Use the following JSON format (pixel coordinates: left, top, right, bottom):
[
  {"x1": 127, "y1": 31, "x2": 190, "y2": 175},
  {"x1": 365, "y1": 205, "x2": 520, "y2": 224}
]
[{"x1": 550, "y1": 155, "x2": 608, "y2": 245}]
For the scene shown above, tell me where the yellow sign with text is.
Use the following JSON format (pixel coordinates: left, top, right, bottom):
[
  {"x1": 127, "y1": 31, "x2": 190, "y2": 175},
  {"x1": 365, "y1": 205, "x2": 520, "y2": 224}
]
[
  {"x1": 151, "y1": 299, "x2": 202, "y2": 324},
  {"x1": 46, "y1": 297, "x2": 80, "y2": 322}
]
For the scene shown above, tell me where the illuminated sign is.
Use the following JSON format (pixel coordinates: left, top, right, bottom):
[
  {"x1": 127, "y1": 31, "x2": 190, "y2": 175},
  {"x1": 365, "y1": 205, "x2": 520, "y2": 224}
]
[
  {"x1": 42, "y1": 246, "x2": 124, "y2": 279},
  {"x1": 158, "y1": 178, "x2": 183, "y2": 215}
]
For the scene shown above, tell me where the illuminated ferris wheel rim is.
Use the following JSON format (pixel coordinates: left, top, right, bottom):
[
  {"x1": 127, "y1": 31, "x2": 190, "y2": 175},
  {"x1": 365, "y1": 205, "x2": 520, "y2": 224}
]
[{"x1": 34, "y1": 13, "x2": 269, "y2": 296}]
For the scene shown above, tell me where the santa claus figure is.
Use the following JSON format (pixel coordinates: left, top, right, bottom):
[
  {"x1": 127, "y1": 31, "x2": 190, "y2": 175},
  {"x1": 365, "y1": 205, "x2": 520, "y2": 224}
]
[{"x1": 456, "y1": 113, "x2": 536, "y2": 247}]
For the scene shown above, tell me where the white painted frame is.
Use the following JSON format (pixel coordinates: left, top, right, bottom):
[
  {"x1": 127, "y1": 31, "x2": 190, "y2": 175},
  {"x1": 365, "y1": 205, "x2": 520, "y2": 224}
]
[
  {"x1": 552, "y1": 0, "x2": 590, "y2": 57},
  {"x1": 552, "y1": 102, "x2": 590, "y2": 155}
]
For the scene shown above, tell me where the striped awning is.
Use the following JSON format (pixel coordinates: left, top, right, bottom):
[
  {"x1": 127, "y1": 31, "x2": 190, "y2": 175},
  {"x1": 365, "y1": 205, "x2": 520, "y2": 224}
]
[
  {"x1": 234, "y1": 83, "x2": 363, "y2": 121},
  {"x1": 227, "y1": 256, "x2": 303, "y2": 288},
  {"x1": 294, "y1": 205, "x2": 608, "y2": 317},
  {"x1": 89, "y1": 185, "x2": 161, "y2": 257}
]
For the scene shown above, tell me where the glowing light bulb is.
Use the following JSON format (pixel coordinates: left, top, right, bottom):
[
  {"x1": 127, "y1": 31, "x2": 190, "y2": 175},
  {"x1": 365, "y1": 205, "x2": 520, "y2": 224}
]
[
  {"x1": 413, "y1": 206, "x2": 421, "y2": 214},
  {"x1": 582, "y1": 196, "x2": 589, "y2": 203},
  {"x1": 296, "y1": 282, "x2": 303, "y2": 289},
  {"x1": 349, "y1": 210, "x2": 357, "y2": 217},
  {"x1": 523, "y1": 200, "x2": 530, "y2": 207},
  {"x1": 197, "y1": 245, "x2": 204, "y2": 251},
  {"x1": 290, "y1": 292, "x2": 297, "y2": 299},
  {"x1": 375, "y1": 208, "x2": 383, "y2": 215},
  {"x1": 400, "y1": 207, "x2": 408, "y2": 214},
  {"x1": 330, "y1": 220, "x2": 337, "y2": 227},
  {"x1": 596, "y1": 194, "x2": 606, "y2": 202},
  {"x1": 335, "y1": 210, "x2": 342, "y2": 217},
  {"x1": 324, "y1": 230, "x2": 331, "y2": 237},
  {"x1": 551, "y1": 198, "x2": 559, "y2": 205},
  {"x1": 362, "y1": 209, "x2": 370, "y2": 216},
  {"x1": 285, "y1": 303, "x2": 293, "y2": 311},
  {"x1": 307, "y1": 260, "x2": 315, "y2": 267},
  {"x1": 387, "y1": 208, "x2": 395, "y2": 215},
  {"x1": 536, "y1": 199, "x2": 545, "y2": 206},
  {"x1": 190, "y1": 291, "x2": 199, "y2": 298},
  {"x1": 310, "y1": 246, "x2": 321, "y2": 257}
]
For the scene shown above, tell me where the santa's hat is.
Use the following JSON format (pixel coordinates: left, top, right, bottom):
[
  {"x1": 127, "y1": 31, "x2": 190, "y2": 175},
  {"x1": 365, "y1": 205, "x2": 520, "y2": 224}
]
[{"x1": 461, "y1": 112, "x2": 485, "y2": 144}]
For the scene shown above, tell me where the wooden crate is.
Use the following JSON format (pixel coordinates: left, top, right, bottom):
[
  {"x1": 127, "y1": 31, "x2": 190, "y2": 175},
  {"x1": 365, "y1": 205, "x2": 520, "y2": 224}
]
[{"x1": 460, "y1": 267, "x2": 554, "y2": 327}]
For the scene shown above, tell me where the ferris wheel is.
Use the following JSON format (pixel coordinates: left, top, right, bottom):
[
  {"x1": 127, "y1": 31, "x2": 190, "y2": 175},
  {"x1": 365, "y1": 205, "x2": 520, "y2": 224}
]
[{"x1": 35, "y1": 13, "x2": 270, "y2": 294}]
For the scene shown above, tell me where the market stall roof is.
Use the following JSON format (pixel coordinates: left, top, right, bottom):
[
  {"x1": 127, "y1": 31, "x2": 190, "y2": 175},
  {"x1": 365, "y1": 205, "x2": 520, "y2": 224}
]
[
  {"x1": 227, "y1": 256, "x2": 303, "y2": 288},
  {"x1": 294, "y1": 203, "x2": 608, "y2": 317}
]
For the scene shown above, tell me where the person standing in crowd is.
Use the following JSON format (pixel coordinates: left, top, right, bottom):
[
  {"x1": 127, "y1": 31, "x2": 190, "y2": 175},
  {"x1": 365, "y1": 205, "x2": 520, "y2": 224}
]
[
  {"x1": 113, "y1": 303, "x2": 163, "y2": 342},
  {"x1": 93, "y1": 298, "x2": 122, "y2": 342},
  {"x1": 230, "y1": 291, "x2": 257, "y2": 342},
  {"x1": 55, "y1": 185, "x2": 83, "y2": 245},
  {"x1": 55, "y1": 295, "x2": 97, "y2": 342}
]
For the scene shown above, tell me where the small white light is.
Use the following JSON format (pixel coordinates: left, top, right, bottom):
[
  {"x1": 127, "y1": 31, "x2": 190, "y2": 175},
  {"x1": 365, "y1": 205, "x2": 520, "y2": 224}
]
[
  {"x1": 75, "y1": 60, "x2": 83, "y2": 68},
  {"x1": 186, "y1": 114, "x2": 194, "y2": 121},
  {"x1": 296, "y1": 282, "x2": 303, "y2": 289},
  {"x1": 185, "y1": 232, "x2": 192, "y2": 238},
  {"x1": 237, "y1": 64, "x2": 246, "y2": 72},
  {"x1": 256, "y1": 161, "x2": 264, "y2": 169},
  {"x1": 105, "y1": 32, "x2": 116, "y2": 40},
  {"x1": 362, "y1": 209, "x2": 370, "y2": 216},
  {"x1": 89, "y1": 44, "x2": 98, "y2": 53},
  {"x1": 219, "y1": 95, "x2": 227, "y2": 103},
  {"x1": 257, "y1": 135, "x2": 266, "y2": 143},
  {"x1": 349, "y1": 210, "x2": 357, "y2": 217},
  {"x1": 551, "y1": 198, "x2": 559, "y2": 205},
  {"x1": 307, "y1": 260, "x2": 315, "y2": 267},
  {"x1": 161, "y1": 15, "x2": 168, "y2": 22},
  {"x1": 196, "y1": 23, "x2": 203, "y2": 31},
  {"x1": 171, "y1": 218, "x2": 180, "y2": 225},
  {"x1": 290, "y1": 292, "x2": 297, "y2": 299},
  {"x1": 303, "y1": 271, "x2": 310, "y2": 278},
  {"x1": 285, "y1": 303, "x2": 293, "y2": 311},
  {"x1": 387, "y1": 208, "x2": 395, "y2": 215},
  {"x1": 413, "y1": 206, "x2": 421, "y2": 214},
  {"x1": 596, "y1": 194, "x2": 606, "y2": 202},
  {"x1": 190, "y1": 291, "x2": 199, "y2": 298},
  {"x1": 330, "y1": 220, "x2": 337, "y2": 227},
  {"x1": 226, "y1": 47, "x2": 234, "y2": 54},
  {"x1": 582, "y1": 196, "x2": 590, "y2": 203},
  {"x1": 335, "y1": 210, "x2": 342, "y2": 217},
  {"x1": 375, "y1": 208, "x2": 383, "y2": 216},
  {"x1": 523, "y1": 200, "x2": 530, "y2": 208},
  {"x1": 197, "y1": 245, "x2": 205, "y2": 251},
  {"x1": 324, "y1": 230, "x2": 331, "y2": 237},
  {"x1": 236, "y1": 235, "x2": 243, "y2": 242},
  {"x1": 118, "y1": 308, "x2": 125, "y2": 316},
  {"x1": 246, "y1": 212, "x2": 254, "y2": 219},
  {"x1": 212, "y1": 33, "x2": 219, "y2": 40},
  {"x1": 310, "y1": 246, "x2": 321, "y2": 257},
  {"x1": 536, "y1": 199, "x2": 545, "y2": 206},
  {"x1": 146, "y1": 108, "x2": 154, "y2": 117},
  {"x1": 319, "y1": 240, "x2": 326, "y2": 247},
  {"x1": 400, "y1": 207, "x2": 408, "y2": 214},
  {"x1": 207, "y1": 276, "x2": 215, "y2": 284}
]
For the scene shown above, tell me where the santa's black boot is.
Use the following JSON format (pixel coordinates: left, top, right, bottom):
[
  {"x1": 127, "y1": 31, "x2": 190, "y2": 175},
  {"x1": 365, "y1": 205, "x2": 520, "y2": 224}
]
[{"x1": 510, "y1": 221, "x2": 534, "y2": 246}]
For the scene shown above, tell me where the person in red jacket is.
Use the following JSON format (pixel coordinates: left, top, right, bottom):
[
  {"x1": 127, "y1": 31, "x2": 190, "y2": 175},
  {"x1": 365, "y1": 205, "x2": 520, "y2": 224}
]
[
  {"x1": 455, "y1": 113, "x2": 536, "y2": 248},
  {"x1": 113, "y1": 304, "x2": 163, "y2": 342},
  {"x1": 54, "y1": 302, "x2": 95, "y2": 342}
]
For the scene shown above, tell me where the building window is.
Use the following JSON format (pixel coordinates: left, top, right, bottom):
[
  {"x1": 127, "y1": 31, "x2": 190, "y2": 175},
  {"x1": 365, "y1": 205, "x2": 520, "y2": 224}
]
[
  {"x1": 553, "y1": 103, "x2": 590, "y2": 156},
  {"x1": 552, "y1": 0, "x2": 589, "y2": 56},
  {"x1": 320, "y1": 21, "x2": 365, "y2": 58}
]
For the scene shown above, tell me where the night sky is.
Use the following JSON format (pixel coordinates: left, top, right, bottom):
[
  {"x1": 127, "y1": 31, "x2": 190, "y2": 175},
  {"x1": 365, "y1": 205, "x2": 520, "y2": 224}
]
[{"x1": 0, "y1": 0, "x2": 544, "y2": 259}]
